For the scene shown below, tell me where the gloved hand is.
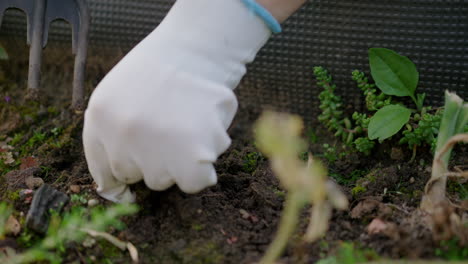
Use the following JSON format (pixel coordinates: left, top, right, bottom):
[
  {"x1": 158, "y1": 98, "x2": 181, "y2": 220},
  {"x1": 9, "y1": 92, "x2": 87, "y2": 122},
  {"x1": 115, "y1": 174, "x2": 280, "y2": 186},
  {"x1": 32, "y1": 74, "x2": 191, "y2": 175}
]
[{"x1": 83, "y1": 0, "x2": 277, "y2": 203}]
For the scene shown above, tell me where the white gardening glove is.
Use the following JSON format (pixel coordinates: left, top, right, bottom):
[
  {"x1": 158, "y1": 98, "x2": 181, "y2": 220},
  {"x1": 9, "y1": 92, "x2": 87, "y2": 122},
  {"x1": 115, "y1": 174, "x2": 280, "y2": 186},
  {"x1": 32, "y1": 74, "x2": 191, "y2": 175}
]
[{"x1": 83, "y1": 0, "x2": 278, "y2": 203}]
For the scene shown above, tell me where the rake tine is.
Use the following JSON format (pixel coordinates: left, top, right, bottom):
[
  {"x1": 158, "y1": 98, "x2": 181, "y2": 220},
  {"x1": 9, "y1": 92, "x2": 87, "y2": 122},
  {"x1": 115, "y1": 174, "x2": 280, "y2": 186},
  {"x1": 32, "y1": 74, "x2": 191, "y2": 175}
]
[
  {"x1": 0, "y1": 0, "x2": 90, "y2": 111},
  {"x1": 27, "y1": 0, "x2": 46, "y2": 100},
  {"x1": 43, "y1": 0, "x2": 90, "y2": 111}
]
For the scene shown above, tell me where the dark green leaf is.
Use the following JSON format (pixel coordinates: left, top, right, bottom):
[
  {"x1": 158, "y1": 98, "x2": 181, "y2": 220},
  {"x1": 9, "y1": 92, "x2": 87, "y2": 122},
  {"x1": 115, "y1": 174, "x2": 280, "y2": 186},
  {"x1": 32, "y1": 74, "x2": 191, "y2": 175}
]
[
  {"x1": 368, "y1": 104, "x2": 412, "y2": 140},
  {"x1": 369, "y1": 48, "x2": 418, "y2": 97}
]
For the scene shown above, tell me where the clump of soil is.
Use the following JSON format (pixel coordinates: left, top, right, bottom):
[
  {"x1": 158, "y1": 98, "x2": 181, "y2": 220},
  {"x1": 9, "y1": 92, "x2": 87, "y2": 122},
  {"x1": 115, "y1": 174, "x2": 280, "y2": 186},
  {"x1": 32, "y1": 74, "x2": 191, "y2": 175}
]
[{"x1": 0, "y1": 43, "x2": 467, "y2": 263}]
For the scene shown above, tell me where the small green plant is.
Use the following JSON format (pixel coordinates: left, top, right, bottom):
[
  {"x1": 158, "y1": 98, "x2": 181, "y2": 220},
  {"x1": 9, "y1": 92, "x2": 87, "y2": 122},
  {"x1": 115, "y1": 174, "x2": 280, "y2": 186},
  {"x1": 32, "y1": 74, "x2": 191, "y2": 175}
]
[
  {"x1": 400, "y1": 109, "x2": 442, "y2": 155},
  {"x1": 10, "y1": 133, "x2": 24, "y2": 146},
  {"x1": 368, "y1": 48, "x2": 425, "y2": 111},
  {"x1": 26, "y1": 132, "x2": 46, "y2": 148},
  {"x1": 352, "y1": 70, "x2": 392, "y2": 111},
  {"x1": 70, "y1": 194, "x2": 88, "y2": 205},
  {"x1": 321, "y1": 144, "x2": 346, "y2": 164},
  {"x1": 314, "y1": 48, "x2": 451, "y2": 158},
  {"x1": 0, "y1": 202, "x2": 139, "y2": 264},
  {"x1": 254, "y1": 111, "x2": 348, "y2": 264},
  {"x1": 315, "y1": 67, "x2": 351, "y2": 144},
  {"x1": 314, "y1": 67, "x2": 377, "y2": 153}
]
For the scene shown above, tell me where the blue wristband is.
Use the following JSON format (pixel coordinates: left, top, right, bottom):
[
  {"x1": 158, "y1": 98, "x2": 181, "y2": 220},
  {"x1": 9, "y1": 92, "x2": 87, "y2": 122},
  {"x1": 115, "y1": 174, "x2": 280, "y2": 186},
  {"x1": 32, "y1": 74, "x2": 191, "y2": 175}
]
[{"x1": 241, "y1": 0, "x2": 282, "y2": 34}]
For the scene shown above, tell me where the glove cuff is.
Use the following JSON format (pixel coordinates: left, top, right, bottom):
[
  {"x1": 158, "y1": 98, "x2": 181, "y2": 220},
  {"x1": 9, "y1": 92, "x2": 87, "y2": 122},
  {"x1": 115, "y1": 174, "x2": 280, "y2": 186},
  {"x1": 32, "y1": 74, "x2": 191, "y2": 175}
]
[{"x1": 133, "y1": 0, "x2": 273, "y2": 89}]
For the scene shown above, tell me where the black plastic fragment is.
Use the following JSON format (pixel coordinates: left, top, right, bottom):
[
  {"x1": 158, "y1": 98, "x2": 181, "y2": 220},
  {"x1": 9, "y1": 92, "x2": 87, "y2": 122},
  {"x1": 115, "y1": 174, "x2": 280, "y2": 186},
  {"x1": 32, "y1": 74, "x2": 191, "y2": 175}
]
[{"x1": 26, "y1": 184, "x2": 69, "y2": 234}]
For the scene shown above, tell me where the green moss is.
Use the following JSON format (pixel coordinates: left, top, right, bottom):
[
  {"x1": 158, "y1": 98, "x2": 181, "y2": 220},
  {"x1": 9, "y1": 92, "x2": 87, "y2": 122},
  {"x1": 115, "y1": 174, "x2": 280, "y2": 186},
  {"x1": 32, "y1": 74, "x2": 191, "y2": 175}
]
[
  {"x1": 242, "y1": 152, "x2": 262, "y2": 173},
  {"x1": 180, "y1": 241, "x2": 224, "y2": 264},
  {"x1": 191, "y1": 224, "x2": 204, "y2": 231},
  {"x1": 5, "y1": 190, "x2": 20, "y2": 201},
  {"x1": 331, "y1": 169, "x2": 368, "y2": 186},
  {"x1": 447, "y1": 181, "x2": 468, "y2": 200},
  {"x1": 317, "y1": 242, "x2": 380, "y2": 264},
  {"x1": 10, "y1": 133, "x2": 24, "y2": 146},
  {"x1": 17, "y1": 228, "x2": 41, "y2": 248},
  {"x1": 435, "y1": 238, "x2": 468, "y2": 260},
  {"x1": 99, "y1": 240, "x2": 124, "y2": 258},
  {"x1": 351, "y1": 185, "x2": 366, "y2": 197},
  {"x1": 272, "y1": 188, "x2": 286, "y2": 198}
]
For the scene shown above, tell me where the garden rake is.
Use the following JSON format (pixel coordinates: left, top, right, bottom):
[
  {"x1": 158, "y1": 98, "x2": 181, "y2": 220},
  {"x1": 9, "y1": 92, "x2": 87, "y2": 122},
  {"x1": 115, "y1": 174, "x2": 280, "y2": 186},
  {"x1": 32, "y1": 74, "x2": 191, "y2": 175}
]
[{"x1": 0, "y1": 0, "x2": 90, "y2": 111}]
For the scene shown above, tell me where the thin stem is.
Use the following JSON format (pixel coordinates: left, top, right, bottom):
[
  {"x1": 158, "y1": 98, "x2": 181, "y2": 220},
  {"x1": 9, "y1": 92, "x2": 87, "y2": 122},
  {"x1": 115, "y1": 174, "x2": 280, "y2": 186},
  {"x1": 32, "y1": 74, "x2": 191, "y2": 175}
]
[
  {"x1": 260, "y1": 192, "x2": 303, "y2": 264},
  {"x1": 409, "y1": 144, "x2": 417, "y2": 163}
]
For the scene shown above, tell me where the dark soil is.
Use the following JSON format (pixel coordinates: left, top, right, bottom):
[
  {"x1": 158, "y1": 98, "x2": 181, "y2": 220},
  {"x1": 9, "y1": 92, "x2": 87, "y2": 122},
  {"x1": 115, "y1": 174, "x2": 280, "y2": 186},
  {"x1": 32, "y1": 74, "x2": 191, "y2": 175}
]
[{"x1": 0, "y1": 42, "x2": 467, "y2": 264}]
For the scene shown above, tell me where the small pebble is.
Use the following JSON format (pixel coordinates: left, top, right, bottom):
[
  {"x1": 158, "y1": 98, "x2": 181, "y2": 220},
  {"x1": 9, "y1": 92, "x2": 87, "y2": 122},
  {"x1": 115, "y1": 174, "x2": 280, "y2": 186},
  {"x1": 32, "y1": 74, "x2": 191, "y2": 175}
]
[
  {"x1": 69, "y1": 185, "x2": 81, "y2": 193},
  {"x1": 19, "y1": 189, "x2": 34, "y2": 200},
  {"x1": 390, "y1": 147, "x2": 404, "y2": 160},
  {"x1": 88, "y1": 199, "x2": 99, "y2": 207},
  {"x1": 82, "y1": 237, "x2": 96, "y2": 248},
  {"x1": 25, "y1": 177, "x2": 44, "y2": 189},
  {"x1": 410, "y1": 177, "x2": 415, "y2": 183},
  {"x1": 239, "y1": 209, "x2": 250, "y2": 219}
]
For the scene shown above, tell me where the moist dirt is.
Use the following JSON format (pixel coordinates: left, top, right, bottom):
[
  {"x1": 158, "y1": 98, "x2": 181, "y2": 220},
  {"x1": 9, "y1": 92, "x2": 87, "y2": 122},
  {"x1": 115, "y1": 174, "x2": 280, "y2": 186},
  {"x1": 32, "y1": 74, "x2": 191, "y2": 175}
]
[{"x1": 0, "y1": 43, "x2": 467, "y2": 264}]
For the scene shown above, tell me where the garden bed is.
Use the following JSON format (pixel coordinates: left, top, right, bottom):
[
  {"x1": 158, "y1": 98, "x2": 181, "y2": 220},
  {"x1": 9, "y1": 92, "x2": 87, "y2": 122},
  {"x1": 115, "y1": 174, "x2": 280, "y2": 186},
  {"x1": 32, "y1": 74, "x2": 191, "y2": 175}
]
[{"x1": 0, "y1": 45, "x2": 467, "y2": 263}]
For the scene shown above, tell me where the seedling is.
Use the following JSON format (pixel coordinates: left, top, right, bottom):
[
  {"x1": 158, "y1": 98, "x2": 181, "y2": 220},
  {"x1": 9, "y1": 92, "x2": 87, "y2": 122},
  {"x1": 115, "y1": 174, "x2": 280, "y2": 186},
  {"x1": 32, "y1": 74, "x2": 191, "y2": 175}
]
[
  {"x1": 314, "y1": 48, "x2": 461, "y2": 160},
  {"x1": 0, "y1": 202, "x2": 139, "y2": 264},
  {"x1": 254, "y1": 111, "x2": 348, "y2": 264},
  {"x1": 421, "y1": 91, "x2": 467, "y2": 212}
]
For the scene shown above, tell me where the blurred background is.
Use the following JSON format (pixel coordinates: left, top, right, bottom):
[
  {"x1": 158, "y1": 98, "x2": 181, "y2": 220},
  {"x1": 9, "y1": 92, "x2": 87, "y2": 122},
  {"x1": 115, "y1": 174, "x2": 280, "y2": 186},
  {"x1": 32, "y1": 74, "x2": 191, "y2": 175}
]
[{"x1": 0, "y1": 0, "x2": 467, "y2": 124}]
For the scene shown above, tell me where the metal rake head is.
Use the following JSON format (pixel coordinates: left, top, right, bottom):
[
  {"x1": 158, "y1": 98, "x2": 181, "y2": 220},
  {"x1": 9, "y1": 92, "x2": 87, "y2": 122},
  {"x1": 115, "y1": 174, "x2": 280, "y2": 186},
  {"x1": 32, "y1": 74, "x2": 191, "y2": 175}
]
[{"x1": 0, "y1": 0, "x2": 90, "y2": 111}]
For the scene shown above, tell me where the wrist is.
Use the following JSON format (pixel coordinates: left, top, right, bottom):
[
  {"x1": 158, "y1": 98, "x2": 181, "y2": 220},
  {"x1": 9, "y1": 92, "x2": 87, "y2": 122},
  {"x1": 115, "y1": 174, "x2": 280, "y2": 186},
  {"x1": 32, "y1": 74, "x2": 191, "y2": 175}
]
[{"x1": 256, "y1": 0, "x2": 307, "y2": 23}]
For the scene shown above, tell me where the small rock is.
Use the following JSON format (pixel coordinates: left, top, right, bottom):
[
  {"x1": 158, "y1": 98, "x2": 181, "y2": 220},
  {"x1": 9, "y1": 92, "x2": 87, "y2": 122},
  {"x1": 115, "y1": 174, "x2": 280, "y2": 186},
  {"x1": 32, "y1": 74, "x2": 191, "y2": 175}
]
[
  {"x1": 367, "y1": 218, "x2": 387, "y2": 235},
  {"x1": 5, "y1": 216, "x2": 21, "y2": 236},
  {"x1": 19, "y1": 189, "x2": 34, "y2": 204},
  {"x1": 25, "y1": 177, "x2": 44, "y2": 189},
  {"x1": 6, "y1": 167, "x2": 41, "y2": 189},
  {"x1": 82, "y1": 237, "x2": 96, "y2": 248},
  {"x1": 69, "y1": 185, "x2": 81, "y2": 193},
  {"x1": 227, "y1": 237, "x2": 238, "y2": 244},
  {"x1": 19, "y1": 189, "x2": 34, "y2": 200},
  {"x1": 88, "y1": 199, "x2": 99, "y2": 207},
  {"x1": 350, "y1": 198, "x2": 381, "y2": 219},
  {"x1": 1, "y1": 152, "x2": 15, "y2": 165},
  {"x1": 410, "y1": 177, "x2": 415, "y2": 184},
  {"x1": 170, "y1": 239, "x2": 187, "y2": 254},
  {"x1": 390, "y1": 147, "x2": 404, "y2": 160},
  {"x1": 239, "y1": 209, "x2": 250, "y2": 219}
]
